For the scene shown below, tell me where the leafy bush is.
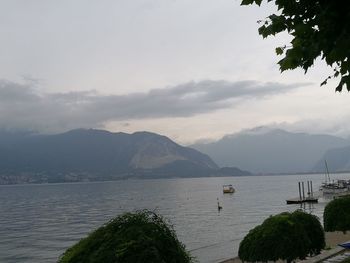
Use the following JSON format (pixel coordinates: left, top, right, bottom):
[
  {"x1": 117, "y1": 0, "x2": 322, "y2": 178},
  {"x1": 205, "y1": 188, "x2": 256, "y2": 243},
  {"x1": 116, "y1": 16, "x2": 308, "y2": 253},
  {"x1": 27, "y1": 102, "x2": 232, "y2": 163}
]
[
  {"x1": 239, "y1": 211, "x2": 325, "y2": 263},
  {"x1": 291, "y1": 210, "x2": 325, "y2": 255},
  {"x1": 324, "y1": 197, "x2": 350, "y2": 233},
  {"x1": 59, "y1": 210, "x2": 193, "y2": 263}
]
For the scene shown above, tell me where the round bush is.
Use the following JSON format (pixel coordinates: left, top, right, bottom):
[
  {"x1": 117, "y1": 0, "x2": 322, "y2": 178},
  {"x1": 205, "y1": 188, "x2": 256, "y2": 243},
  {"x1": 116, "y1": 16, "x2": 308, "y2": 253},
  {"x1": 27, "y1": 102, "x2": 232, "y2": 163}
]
[
  {"x1": 290, "y1": 210, "x2": 325, "y2": 255},
  {"x1": 239, "y1": 211, "x2": 325, "y2": 263},
  {"x1": 324, "y1": 197, "x2": 350, "y2": 233},
  {"x1": 59, "y1": 210, "x2": 193, "y2": 263}
]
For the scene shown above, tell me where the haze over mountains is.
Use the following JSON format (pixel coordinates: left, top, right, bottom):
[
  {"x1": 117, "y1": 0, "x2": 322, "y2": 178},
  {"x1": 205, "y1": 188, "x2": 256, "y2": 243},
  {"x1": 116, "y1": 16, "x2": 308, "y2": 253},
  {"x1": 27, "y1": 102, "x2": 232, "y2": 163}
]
[
  {"x1": 2, "y1": 127, "x2": 350, "y2": 185},
  {"x1": 0, "y1": 129, "x2": 250, "y2": 184},
  {"x1": 192, "y1": 127, "x2": 350, "y2": 174},
  {"x1": 313, "y1": 145, "x2": 350, "y2": 172}
]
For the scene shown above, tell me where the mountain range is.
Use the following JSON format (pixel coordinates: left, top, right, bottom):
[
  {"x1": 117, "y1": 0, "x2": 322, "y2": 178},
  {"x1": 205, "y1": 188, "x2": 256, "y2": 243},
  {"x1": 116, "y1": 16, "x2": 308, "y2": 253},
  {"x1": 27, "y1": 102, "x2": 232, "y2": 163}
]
[
  {"x1": 313, "y1": 145, "x2": 350, "y2": 172},
  {"x1": 191, "y1": 127, "x2": 350, "y2": 174},
  {"x1": 3, "y1": 127, "x2": 350, "y2": 184},
  {"x1": 0, "y1": 129, "x2": 251, "y2": 184}
]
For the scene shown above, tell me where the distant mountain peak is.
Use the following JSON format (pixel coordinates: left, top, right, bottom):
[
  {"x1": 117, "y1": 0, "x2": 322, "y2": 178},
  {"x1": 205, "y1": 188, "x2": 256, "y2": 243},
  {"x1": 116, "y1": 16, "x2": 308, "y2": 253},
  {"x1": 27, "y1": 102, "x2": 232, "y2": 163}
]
[
  {"x1": 131, "y1": 131, "x2": 160, "y2": 136},
  {"x1": 192, "y1": 128, "x2": 350, "y2": 174},
  {"x1": 0, "y1": 128, "x2": 230, "y2": 184}
]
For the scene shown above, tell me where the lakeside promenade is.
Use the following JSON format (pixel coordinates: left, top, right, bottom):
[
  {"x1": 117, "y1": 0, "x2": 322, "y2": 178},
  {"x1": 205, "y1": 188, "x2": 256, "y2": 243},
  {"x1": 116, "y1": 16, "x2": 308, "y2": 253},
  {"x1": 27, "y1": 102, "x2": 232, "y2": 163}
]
[{"x1": 220, "y1": 232, "x2": 350, "y2": 263}]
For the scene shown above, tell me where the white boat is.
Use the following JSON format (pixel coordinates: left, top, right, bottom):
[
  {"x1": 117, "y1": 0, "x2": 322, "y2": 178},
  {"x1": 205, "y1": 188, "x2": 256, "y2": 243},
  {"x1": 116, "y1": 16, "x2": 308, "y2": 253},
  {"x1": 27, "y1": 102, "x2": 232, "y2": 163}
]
[
  {"x1": 223, "y1": 184, "x2": 235, "y2": 194},
  {"x1": 321, "y1": 181, "x2": 349, "y2": 194},
  {"x1": 320, "y1": 161, "x2": 350, "y2": 194}
]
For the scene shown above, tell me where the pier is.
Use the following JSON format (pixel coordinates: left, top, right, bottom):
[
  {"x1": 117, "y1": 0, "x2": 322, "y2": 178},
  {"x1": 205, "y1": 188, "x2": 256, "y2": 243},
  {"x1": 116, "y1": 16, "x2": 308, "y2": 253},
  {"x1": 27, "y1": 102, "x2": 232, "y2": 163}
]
[
  {"x1": 286, "y1": 197, "x2": 318, "y2": 204},
  {"x1": 286, "y1": 181, "x2": 319, "y2": 204}
]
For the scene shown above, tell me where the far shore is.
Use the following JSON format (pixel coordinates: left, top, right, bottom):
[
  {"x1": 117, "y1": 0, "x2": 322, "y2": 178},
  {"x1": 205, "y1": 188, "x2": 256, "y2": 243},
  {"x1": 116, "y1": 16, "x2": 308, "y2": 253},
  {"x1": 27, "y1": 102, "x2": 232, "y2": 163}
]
[{"x1": 220, "y1": 231, "x2": 350, "y2": 263}]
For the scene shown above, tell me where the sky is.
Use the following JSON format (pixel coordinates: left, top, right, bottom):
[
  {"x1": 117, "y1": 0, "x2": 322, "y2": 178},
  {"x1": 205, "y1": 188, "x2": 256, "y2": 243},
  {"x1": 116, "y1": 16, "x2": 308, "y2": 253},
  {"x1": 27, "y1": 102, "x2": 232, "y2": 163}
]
[{"x1": 0, "y1": 0, "x2": 349, "y2": 144}]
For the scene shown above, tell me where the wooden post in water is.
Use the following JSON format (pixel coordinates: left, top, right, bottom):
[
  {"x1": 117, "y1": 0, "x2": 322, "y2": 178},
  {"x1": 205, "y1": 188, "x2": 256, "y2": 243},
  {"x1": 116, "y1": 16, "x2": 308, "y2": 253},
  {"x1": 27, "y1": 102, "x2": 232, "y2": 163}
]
[
  {"x1": 302, "y1": 182, "x2": 305, "y2": 200},
  {"x1": 286, "y1": 181, "x2": 318, "y2": 205}
]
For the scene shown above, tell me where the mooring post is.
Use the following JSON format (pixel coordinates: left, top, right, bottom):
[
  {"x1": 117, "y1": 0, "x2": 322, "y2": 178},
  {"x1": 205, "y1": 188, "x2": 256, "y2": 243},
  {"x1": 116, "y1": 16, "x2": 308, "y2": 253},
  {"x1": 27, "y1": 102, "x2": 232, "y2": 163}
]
[
  {"x1": 302, "y1": 182, "x2": 305, "y2": 200},
  {"x1": 298, "y1": 182, "x2": 302, "y2": 201},
  {"x1": 310, "y1": 181, "x2": 313, "y2": 197},
  {"x1": 307, "y1": 181, "x2": 311, "y2": 197}
]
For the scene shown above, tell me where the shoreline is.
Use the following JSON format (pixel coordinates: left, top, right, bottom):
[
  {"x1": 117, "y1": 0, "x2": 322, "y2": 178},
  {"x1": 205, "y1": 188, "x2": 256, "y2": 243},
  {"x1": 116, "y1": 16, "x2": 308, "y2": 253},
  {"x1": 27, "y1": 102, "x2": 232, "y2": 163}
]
[{"x1": 220, "y1": 231, "x2": 350, "y2": 263}]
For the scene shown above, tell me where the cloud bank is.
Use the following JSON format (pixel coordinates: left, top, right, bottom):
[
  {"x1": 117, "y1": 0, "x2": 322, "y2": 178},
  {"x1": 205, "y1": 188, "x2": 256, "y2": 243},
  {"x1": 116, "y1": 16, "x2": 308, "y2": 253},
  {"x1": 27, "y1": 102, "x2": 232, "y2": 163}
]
[{"x1": 0, "y1": 79, "x2": 307, "y2": 133}]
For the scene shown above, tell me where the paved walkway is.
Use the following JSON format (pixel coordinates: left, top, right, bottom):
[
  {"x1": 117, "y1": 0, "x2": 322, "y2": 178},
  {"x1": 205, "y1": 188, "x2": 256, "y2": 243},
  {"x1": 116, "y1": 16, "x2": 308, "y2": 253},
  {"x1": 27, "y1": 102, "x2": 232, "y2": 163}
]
[
  {"x1": 323, "y1": 252, "x2": 350, "y2": 263},
  {"x1": 219, "y1": 232, "x2": 350, "y2": 263},
  {"x1": 220, "y1": 248, "x2": 350, "y2": 263},
  {"x1": 301, "y1": 247, "x2": 346, "y2": 263}
]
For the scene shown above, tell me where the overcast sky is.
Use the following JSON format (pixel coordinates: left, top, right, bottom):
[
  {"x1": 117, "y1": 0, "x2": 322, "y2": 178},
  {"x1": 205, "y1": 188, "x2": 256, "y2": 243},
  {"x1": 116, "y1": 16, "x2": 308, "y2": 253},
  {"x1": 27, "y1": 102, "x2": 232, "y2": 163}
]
[{"x1": 0, "y1": 0, "x2": 349, "y2": 144}]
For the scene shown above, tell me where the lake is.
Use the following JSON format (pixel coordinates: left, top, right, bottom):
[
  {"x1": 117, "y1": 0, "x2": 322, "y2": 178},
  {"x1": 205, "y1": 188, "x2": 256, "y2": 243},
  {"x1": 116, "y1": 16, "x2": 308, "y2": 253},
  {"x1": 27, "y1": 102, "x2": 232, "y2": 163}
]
[{"x1": 1, "y1": 173, "x2": 350, "y2": 263}]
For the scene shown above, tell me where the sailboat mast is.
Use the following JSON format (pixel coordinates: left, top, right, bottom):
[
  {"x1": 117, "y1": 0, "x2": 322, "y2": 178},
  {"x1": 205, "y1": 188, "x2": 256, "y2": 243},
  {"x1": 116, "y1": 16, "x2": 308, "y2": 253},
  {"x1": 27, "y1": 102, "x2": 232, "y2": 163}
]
[{"x1": 325, "y1": 160, "x2": 331, "y2": 182}]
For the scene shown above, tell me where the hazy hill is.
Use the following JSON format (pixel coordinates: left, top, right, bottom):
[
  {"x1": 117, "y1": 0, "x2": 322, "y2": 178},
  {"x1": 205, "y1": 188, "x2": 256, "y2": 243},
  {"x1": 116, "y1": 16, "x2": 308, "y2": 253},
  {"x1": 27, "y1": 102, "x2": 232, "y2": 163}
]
[
  {"x1": 191, "y1": 128, "x2": 350, "y2": 174},
  {"x1": 313, "y1": 145, "x2": 350, "y2": 172},
  {"x1": 0, "y1": 129, "x2": 250, "y2": 184}
]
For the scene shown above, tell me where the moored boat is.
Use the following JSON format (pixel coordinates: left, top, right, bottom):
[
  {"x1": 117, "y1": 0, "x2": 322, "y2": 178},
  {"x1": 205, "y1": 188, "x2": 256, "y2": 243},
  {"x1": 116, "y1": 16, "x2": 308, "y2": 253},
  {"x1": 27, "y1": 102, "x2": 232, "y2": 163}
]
[
  {"x1": 223, "y1": 184, "x2": 235, "y2": 193},
  {"x1": 320, "y1": 161, "x2": 350, "y2": 194},
  {"x1": 320, "y1": 181, "x2": 349, "y2": 194}
]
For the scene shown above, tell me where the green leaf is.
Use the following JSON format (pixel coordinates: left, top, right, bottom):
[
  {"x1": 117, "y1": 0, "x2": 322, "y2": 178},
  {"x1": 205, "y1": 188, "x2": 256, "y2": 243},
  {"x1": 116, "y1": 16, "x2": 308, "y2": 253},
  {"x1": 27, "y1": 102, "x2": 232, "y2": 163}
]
[
  {"x1": 278, "y1": 55, "x2": 299, "y2": 71},
  {"x1": 335, "y1": 80, "x2": 344, "y2": 92},
  {"x1": 241, "y1": 0, "x2": 255, "y2": 6},
  {"x1": 255, "y1": 0, "x2": 263, "y2": 6},
  {"x1": 342, "y1": 75, "x2": 350, "y2": 91},
  {"x1": 275, "y1": 47, "x2": 284, "y2": 55},
  {"x1": 258, "y1": 25, "x2": 274, "y2": 38}
]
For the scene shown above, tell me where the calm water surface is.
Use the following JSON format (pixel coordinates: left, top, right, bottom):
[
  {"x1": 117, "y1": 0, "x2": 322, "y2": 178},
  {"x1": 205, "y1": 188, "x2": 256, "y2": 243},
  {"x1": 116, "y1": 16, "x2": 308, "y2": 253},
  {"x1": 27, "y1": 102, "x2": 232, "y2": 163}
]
[{"x1": 1, "y1": 173, "x2": 350, "y2": 263}]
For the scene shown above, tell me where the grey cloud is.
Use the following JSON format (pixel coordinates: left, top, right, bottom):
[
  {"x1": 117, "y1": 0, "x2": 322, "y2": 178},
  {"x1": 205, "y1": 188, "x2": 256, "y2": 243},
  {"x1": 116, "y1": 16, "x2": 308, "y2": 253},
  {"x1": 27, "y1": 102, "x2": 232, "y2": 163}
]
[{"x1": 0, "y1": 79, "x2": 308, "y2": 133}]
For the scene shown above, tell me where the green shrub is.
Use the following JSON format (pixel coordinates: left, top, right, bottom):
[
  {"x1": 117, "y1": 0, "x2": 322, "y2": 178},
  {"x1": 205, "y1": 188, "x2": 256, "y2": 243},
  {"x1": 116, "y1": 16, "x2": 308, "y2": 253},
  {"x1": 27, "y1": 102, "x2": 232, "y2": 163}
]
[
  {"x1": 59, "y1": 210, "x2": 193, "y2": 263},
  {"x1": 324, "y1": 197, "x2": 350, "y2": 233},
  {"x1": 291, "y1": 210, "x2": 325, "y2": 255},
  {"x1": 239, "y1": 211, "x2": 325, "y2": 263},
  {"x1": 238, "y1": 224, "x2": 265, "y2": 262}
]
